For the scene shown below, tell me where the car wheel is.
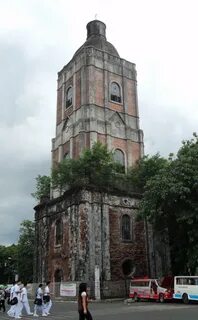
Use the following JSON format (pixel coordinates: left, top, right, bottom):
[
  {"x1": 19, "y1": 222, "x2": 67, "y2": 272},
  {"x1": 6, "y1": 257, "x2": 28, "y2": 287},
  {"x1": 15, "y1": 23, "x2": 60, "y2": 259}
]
[
  {"x1": 182, "y1": 293, "x2": 189, "y2": 304},
  {"x1": 159, "y1": 293, "x2": 164, "y2": 303},
  {"x1": 134, "y1": 293, "x2": 139, "y2": 302}
]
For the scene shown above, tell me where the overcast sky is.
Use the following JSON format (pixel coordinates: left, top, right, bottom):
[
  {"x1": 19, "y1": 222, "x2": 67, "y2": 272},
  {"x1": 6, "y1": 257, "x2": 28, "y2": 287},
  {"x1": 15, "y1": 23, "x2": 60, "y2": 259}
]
[{"x1": 0, "y1": 0, "x2": 197, "y2": 245}]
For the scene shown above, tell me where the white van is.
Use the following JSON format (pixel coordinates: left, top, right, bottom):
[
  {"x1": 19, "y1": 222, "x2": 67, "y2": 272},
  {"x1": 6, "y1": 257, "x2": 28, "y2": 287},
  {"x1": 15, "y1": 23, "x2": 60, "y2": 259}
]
[{"x1": 129, "y1": 278, "x2": 173, "y2": 302}]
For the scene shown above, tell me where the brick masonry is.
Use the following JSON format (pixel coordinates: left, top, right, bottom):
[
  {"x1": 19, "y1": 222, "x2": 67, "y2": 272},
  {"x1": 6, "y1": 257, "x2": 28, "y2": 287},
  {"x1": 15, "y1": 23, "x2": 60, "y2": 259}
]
[
  {"x1": 34, "y1": 20, "x2": 171, "y2": 297},
  {"x1": 52, "y1": 32, "x2": 143, "y2": 169},
  {"x1": 34, "y1": 189, "x2": 148, "y2": 285}
]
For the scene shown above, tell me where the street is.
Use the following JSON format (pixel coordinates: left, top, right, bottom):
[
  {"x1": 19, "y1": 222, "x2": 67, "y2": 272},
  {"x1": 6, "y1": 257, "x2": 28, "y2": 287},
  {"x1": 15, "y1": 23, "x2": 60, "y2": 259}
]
[{"x1": 1, "y1": 300, "x2": 198, "y2": 320}]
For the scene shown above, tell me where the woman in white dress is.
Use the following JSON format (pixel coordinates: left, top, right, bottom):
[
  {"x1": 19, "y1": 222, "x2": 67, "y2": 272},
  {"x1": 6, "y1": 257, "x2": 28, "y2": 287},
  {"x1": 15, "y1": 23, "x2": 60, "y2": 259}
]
[
  {"x1": 43, "y1": 281, "x2": 52, "y2": 315},
  {"x1": 20, "y1": 282, "x2": 33, "y2": 316},
  {"x1": 33, "y1": 283, "x2": 47, "y2": 317}
]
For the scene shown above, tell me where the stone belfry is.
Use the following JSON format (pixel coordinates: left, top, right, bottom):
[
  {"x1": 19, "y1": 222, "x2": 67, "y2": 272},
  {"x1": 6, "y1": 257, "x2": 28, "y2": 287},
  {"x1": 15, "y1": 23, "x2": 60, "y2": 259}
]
[
  {"x1": 34, "y1": 20, "x2": 152, "y2": 298},
  {"x1": 52, "y1": 19, "x2": 144, "y2": 170}
]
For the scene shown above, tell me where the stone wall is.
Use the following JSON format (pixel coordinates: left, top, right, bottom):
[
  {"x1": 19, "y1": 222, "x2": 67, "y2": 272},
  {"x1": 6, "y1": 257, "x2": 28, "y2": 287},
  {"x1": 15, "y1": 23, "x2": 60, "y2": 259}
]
[
  {"x1": 34, "y1": 188, "x2": 149, "y2": 298},
  {"x1": 52, "y1": 46, "x2": 143, "y2": 173},
  {"x1": 29, "y1": 280, "x2": 130, "y2": 300}
]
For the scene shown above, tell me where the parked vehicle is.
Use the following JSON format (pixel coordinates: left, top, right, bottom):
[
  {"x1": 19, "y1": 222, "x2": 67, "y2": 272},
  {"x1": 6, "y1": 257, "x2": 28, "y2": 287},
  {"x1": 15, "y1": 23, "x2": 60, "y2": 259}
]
[
  {"x1": 129, "y1": 278, "x2": 173, "y2": 302},
  {"x1": 173, "y1": 276, "x2": 198, "y2": 304}
]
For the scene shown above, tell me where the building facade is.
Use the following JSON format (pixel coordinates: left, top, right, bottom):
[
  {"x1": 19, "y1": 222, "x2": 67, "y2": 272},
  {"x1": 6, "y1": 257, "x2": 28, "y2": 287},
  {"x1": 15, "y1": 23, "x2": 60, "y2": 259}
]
[
  {"x1": 34, "y1": 20, "x2": 166, "y2": 298},
  {"x1": 52, "y1": 19, "x2": 143, "y2": 170}
]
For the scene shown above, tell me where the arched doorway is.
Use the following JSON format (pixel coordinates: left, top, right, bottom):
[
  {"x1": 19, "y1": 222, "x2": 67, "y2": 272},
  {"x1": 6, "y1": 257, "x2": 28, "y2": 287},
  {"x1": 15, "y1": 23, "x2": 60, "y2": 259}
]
[
  {"x1": 122, "y1": 259, "x2": 135, "y2": 297},
  {"x1": 54, "y1": 269, "x2": 63, "y2": 297},
  {"x1": 54, "y1": 269, "x2": 63, "y2": 282}
]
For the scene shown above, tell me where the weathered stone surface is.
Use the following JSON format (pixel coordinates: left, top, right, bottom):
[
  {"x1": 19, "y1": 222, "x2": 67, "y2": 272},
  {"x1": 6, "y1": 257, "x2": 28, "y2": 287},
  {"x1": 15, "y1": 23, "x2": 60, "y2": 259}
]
[
  {"x1": 52, "y1": 21, "x2": 143, "y2": 173},
  {"x1": 34, "y1": 20, "x2": 171, "y2": 297},
  {"x1": 34, "y1": 189, "x2": 148, "y2": 285}
]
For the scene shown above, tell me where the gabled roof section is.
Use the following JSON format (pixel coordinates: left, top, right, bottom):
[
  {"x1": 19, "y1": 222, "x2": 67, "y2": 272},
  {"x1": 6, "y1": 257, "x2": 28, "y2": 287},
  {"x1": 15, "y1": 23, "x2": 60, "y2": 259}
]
[{"x1": 108, "y1": 111, "x2": 126, "y2": 125}]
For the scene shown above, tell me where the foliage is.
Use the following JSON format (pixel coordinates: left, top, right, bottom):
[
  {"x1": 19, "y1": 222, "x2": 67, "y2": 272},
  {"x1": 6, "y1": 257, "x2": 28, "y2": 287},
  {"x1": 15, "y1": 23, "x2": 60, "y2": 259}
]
[
  {"x1": 0, "y1": 244, "x2": 18, "y2": 284},
  {"x1": 127, "y1": 154, "x2": 169, "y2": 190},
  {"x1": 52, "y1": 142, "x2": 125, "y2": 192},
  {"x1": 138, "y1": 133, "x2": 198, "y2": 274},
  {"x1": 17, "y1": 220, "x2": 35, "y2": 282},
  {"x1": 0, "y1": 220, "x2": 35, "y2": 284},
  {"x1": 31, "y1": 175, "x2": 51, "y2": 201},
  {"x1": 32, "y1": 135, "x2": 198, "y2": 275}
]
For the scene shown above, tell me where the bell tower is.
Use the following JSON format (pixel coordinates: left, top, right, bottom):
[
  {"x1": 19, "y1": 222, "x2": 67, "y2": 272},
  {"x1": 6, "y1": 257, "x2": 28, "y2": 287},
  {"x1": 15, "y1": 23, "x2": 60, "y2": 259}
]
[
  {"x1": 52, "y1": 20, "x2": 143, "y2": 171},
  {"x1": 34, "y1": 21, "x2": 153, "y2": 296}
]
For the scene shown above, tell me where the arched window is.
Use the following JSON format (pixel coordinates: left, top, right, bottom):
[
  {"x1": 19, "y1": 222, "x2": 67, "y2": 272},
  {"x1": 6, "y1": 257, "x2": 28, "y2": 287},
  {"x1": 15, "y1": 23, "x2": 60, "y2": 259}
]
[
  {"x1": 113, "y1": 149, "x2": 125, "y2": 167},
  {"x1": 66, "y1": 87, "x2": 73, "y2": 108},
  {"x1": 63, "y1": 152, "x2": 70, "y2": 160},
  {"x1": 55, "y1": 219, "x2": 63, "y2": 245},
  {"x1": 111, "y1": 82, "x2": 121, "y2": 103},
  {"x1": 122, "y1": 214, "x2": 131, "y2": 240}
]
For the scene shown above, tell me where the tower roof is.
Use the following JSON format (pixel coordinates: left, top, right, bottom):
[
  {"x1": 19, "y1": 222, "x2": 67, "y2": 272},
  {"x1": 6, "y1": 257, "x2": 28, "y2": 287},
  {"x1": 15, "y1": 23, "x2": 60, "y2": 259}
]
[{"x1": 73, "y1": 20, "x2": 119, "y2": 58}]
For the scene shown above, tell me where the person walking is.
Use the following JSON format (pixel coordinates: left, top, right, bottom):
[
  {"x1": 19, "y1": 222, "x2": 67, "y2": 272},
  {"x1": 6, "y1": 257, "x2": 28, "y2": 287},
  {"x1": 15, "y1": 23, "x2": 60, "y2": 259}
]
[
  {"x1": 20, "y1": 282, "x2": 33, "y2": 316},
  {"x1": 13, "y1": 280, "x2": 22, "y2": 319},
  {"x1": 78, "y1": 283, "x2": 93, "y2": 320},
  {"x1": 0, "y1": 286, "x2": 6, "y2": 313},
  {"x1": 43, "y1": 281, "x2": 52, "y2": 315},
  {"x1": 33, "y1": 283, "x2": 47, "y2": 317},
  {"x1": 7, "y1": 282, "x2": 16, "y2": 317}
]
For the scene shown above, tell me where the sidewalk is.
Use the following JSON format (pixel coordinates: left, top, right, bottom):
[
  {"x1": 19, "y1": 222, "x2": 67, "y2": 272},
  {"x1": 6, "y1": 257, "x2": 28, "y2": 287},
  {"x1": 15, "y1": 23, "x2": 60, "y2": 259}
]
[{"x1": 29, "y1": 297, "x2": 126, "y2": 303}]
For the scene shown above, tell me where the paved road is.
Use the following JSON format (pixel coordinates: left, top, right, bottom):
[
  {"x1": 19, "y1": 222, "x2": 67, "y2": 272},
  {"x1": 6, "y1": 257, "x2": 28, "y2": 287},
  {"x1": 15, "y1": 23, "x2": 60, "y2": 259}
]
[{"x1": 1, "y1": 300, "x2": 198, "y2": 320}]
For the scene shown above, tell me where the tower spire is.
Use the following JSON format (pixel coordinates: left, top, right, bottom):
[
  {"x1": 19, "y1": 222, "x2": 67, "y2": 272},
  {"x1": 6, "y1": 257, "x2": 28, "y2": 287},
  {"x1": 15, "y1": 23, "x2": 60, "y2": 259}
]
[{"x1": 86, "y1": 20, "x2": 106, "y2": 40}]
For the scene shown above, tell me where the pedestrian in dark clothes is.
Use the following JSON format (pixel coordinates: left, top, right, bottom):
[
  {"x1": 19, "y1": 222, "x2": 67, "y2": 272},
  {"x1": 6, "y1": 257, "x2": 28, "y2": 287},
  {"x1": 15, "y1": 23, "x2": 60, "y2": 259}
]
[
  {"x1": 78, "y1": 283, "x2": 93, "y2": 320},
  {"x1": 0, "y1": 286, "x2": 6, "y2": 312}
]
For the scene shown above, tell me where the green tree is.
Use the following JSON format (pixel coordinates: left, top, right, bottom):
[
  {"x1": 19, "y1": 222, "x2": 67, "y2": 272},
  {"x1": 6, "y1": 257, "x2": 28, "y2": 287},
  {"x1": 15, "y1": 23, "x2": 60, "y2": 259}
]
[
  {"x1": 52, "y1": 142, "x2": 124, "y2": 192},
  {"x1": 126, "y1": 153, "x2": 169, "y2": 190},
  {"x1": 139, "y1": 133, "x2": 198, "y2": 274},
  {"x1": 32, "y1": 135, "x2": 198, "y2": 276},
  {"x1": 17, "y1": 220, "x2": 35, "y2": 282},
  {"x1": 0, "y1": 244, "x2": 18, "y2": 283},
  {"x1": 31, "y1": 175, "x2": 51, "y2": 201}
]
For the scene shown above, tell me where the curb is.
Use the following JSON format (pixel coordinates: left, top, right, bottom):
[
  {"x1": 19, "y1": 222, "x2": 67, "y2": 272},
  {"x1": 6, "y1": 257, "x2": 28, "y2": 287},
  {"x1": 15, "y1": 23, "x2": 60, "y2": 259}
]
[
  {"x1": 124, "y1": 298, "x2": 135, "y2": 304},
  {"x1": 54, "y1": 298, "x2": 125, "y2": 303},
  {"x1": 30, "y1": 298, "x2": 126, "y2": 303}
]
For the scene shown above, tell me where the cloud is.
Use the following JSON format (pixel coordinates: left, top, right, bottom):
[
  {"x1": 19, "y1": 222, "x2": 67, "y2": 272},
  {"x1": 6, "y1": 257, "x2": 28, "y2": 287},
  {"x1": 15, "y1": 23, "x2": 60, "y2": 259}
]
[
  {"x1": 0, "y1": 158, "x2": 50, "y2": 245},
  {"x1": 0, "y1": 0, "x2": 197, "y2": 244}
]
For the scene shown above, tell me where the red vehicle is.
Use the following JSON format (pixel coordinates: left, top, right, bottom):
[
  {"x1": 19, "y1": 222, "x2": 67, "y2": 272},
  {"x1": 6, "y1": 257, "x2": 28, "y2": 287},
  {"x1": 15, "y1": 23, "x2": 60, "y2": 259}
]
[{"x1": 129, "y1": 278, "x2": 173, "y2": 302}]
